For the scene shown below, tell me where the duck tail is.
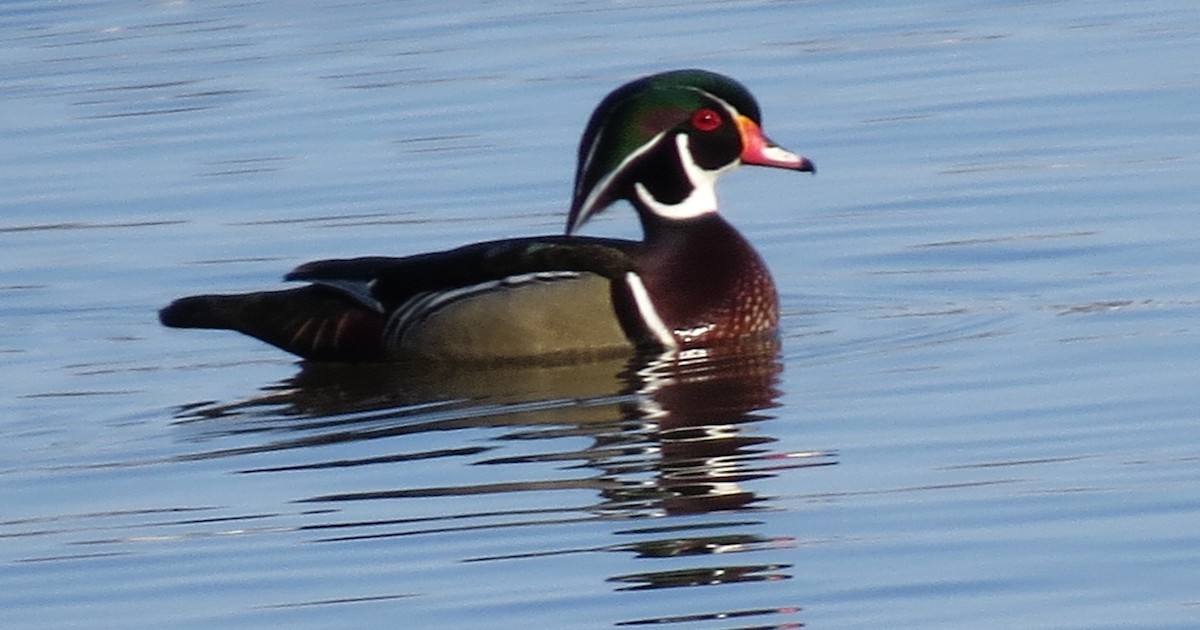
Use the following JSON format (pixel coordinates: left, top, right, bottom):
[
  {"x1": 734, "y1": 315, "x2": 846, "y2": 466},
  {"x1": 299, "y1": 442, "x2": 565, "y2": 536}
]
[{"x1": 159, "y1": 286, "x2": 387, "y2": 362}]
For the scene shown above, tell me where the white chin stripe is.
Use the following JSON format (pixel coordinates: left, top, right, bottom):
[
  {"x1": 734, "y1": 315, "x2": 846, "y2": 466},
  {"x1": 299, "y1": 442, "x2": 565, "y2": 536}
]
[
  {"x1": 634, "y1": 133, "x2": 731, "y2": 221},
  {"x1": 624, "y1": 272, "x2": 678, "y2": 349}
]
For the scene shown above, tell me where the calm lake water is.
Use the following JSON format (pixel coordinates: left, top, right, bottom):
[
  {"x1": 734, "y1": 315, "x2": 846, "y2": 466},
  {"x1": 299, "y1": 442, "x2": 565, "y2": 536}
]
[{"x1": 3, "y1": 2, "x2": 1199, "y2": 628}]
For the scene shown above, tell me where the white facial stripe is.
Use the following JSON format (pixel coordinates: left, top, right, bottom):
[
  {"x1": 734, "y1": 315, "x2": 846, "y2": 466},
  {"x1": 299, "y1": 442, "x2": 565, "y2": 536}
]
[
  {"x1": 581, "y1": 86, "x2": 740, "y2": 191},
  {"x1": 624, "y1": 272, "x2": 678, "y2": 349},
  {"x1": 633, "y1": 133, "x2": 735, "y2": 221},
  {"x1": 572, "y1": 130, "x2": 668, "y2": 233},
  {"x1": 575, "y1": 122, "x2": 607, "y2": 198},
  {"x1": 689, "y1": 87, "x2": 745, "y2": 125}
]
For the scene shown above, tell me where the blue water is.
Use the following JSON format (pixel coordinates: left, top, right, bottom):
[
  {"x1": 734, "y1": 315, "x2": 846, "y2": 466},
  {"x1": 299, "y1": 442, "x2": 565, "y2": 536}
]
[{"x1": 2, "y1": 1, "x2": 1199, "y2": 628}]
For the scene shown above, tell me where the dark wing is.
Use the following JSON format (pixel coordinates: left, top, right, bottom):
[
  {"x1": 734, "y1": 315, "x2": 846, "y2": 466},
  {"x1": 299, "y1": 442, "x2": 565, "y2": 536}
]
[
  {"x1": 286, "y1": 235, "x2": 639, "y2": 311},
  {"x1": 161, "y1": 236, "x2": 641, "y2": 362}
]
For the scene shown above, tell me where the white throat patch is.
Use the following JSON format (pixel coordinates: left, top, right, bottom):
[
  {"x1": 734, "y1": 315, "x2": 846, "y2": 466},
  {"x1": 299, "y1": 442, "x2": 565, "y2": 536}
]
[{"x1": 634, "y1": 133, "x2": 735, "y2": 221}]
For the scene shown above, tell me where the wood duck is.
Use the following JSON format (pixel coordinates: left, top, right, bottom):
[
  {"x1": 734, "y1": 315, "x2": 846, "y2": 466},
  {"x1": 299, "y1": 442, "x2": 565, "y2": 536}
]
[{"x1": 160, "y1": 69, "x2": 815, "y2": 363}]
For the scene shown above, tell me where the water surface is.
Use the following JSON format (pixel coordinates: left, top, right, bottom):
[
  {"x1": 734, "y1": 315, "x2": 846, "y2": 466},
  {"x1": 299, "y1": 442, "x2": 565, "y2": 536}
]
[{"x1": 2, "y1": 2, "x2": 1199, "y2": 629}]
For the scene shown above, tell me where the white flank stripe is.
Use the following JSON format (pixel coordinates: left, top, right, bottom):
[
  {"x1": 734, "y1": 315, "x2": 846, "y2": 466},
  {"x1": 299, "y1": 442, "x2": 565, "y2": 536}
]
[
  {"x1": 624, "y1": 272, "x2": 678, "y2": 349},
  {"x1": 385, "y1": 271, "x2": 582, "y2": 354}
]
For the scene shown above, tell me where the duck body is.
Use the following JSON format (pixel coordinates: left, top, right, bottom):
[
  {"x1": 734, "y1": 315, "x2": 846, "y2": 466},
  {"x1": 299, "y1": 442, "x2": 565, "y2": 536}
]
[{"x1": 160, "y1": 69, "x2": 814, "y2": 363}]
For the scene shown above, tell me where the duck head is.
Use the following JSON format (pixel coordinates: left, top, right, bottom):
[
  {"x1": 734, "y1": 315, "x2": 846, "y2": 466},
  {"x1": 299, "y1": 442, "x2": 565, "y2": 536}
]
[{"x1": 566, "y1": 69, "x2": 814, "y2": 235}]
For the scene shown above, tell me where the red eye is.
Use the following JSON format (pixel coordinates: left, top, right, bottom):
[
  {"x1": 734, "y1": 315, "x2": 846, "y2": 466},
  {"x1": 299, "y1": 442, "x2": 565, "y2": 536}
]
[{"x1": 691, "y1": 108, "x2": 722, "y2": 132}]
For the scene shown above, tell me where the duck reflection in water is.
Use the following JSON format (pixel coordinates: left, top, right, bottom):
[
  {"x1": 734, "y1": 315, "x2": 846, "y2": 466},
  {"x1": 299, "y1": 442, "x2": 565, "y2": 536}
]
[{"x1": 174, "y1": 342, "x2": 833, "y2": 625}]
